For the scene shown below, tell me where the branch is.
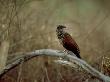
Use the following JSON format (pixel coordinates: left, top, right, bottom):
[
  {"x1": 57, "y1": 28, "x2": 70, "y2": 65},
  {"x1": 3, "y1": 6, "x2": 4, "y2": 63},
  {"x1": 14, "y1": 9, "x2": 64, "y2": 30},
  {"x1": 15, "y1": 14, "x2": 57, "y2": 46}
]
[
  {"x1": 0, "y1": 41, "x2": 9, "y2": 71},
  {"x1": 0, "y1": 49, "x2": 110, "y2": 82}
]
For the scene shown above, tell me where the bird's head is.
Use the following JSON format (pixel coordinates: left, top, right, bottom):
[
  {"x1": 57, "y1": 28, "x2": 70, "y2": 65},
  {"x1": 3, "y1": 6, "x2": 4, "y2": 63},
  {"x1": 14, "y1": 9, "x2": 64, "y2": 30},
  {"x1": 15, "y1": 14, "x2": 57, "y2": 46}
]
[
  {"x1": 56, "y1": 25, "x2": 66, "y2": 38},
  {"x1": 56, "y1": 25, "x2": 66, "y2": 33},
  {"x1": 57, "y1": 25, "x2": 66, "y2": 30}
]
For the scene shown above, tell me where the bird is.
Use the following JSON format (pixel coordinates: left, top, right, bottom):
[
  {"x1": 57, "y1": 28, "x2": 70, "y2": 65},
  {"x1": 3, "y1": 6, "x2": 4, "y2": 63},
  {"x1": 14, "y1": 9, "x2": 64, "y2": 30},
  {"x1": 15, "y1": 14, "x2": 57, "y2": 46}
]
[{"x1": 56, "y1": 25, "x2": 81, "y2": 59}]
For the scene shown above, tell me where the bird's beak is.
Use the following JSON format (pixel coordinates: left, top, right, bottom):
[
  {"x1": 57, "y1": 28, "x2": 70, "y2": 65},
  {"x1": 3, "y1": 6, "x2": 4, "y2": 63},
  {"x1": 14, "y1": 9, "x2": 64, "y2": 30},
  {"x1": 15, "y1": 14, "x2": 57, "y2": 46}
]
[
  {"x1": 63, "y1": 27, "x2": 68, "y2": 32},
  {"x1": 64, "y1": 27, "x2": 67, "y2": 30}
]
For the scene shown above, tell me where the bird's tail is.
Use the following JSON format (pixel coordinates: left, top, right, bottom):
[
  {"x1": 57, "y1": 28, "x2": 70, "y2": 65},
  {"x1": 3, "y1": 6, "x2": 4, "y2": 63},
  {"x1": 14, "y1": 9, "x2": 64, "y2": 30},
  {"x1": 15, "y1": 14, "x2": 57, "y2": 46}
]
[{"x1": 76, "y1": 53, "x2": 81, "y2": 59}]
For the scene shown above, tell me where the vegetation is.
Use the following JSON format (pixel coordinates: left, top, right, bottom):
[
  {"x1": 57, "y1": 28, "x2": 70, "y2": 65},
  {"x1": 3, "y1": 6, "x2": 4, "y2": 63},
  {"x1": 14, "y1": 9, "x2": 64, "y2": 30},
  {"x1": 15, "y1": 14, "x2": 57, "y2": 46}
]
[{"x1": 0, "y1": 0, "x2": 110, "y2": 82}]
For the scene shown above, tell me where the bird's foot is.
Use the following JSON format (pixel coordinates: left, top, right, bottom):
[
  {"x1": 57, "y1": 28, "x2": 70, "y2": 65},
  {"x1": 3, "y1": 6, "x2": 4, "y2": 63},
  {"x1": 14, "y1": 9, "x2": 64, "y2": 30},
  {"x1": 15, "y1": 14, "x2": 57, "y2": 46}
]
[
  {"x1": 58, "y1": 50, "x2": 70, "y2": 61},
  {"x1": 63, "y1": 49, "x2": 68, "y2": 54},
  {"x1": 62, "y1": 51, "x2": 70, "y2": 61},
  {"x1": 57, "y1": 50, "x2": 68, "y2": 54},
  {"x1": 57, "y1": 51, "x2": 64, "y2": 60},
  {"x1": 62, "y1": 55, "x2": 70, "y2": 61}
]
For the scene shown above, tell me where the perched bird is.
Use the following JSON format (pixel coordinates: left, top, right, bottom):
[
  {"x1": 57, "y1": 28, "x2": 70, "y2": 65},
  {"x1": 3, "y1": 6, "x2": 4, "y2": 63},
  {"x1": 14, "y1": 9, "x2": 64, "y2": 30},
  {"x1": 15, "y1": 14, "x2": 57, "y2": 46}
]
[{"x1": 56, "y1": 25, "x2": 81, "y2": 59}]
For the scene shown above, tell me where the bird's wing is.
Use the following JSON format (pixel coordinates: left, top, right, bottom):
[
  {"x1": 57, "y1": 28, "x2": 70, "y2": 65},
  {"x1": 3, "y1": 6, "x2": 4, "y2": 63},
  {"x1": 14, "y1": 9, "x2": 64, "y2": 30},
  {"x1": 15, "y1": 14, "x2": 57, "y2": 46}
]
[{"x1": 63, "y1": 33, "x2": 80, "y2": 54}]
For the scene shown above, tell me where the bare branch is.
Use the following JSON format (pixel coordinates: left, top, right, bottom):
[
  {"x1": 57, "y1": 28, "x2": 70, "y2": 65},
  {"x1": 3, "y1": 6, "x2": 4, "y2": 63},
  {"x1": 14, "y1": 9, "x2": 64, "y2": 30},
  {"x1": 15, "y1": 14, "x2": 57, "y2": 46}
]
[
  {"x1": 0, "y1": 41, "x2": 9, "y2": 71},
  {"x1": 0, "y1": 49, "x2": 110, "y2": 82}
]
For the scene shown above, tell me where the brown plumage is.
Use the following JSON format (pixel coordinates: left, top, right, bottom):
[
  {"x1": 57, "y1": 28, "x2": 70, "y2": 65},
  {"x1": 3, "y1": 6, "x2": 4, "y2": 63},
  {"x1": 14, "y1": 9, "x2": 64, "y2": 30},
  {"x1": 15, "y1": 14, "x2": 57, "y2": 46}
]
[{"x1": 56, "y1": 25, "x2": 81, "y2": 58}]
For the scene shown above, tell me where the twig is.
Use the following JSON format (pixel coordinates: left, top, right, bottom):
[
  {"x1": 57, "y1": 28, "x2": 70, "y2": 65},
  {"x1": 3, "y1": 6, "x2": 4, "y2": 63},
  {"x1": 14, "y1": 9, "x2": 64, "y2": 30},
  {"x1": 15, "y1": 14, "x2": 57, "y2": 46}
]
[
  {"x1": 0, "y1": 49, "x2": 110, "y2": 82},
  {"x1": 44, "y1": 67, "x2": 51, "y2": 82},
  {"x1": 0, "y1": 41, "x2": 9, "y2": 71}
]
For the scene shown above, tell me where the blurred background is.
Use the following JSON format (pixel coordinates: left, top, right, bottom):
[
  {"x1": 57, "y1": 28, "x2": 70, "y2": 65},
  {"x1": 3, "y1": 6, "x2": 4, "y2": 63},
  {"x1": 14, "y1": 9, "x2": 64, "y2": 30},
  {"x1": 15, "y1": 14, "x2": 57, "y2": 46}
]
[{"x1": 0, "y1": 0, "x2": 110, "y2": 82}]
